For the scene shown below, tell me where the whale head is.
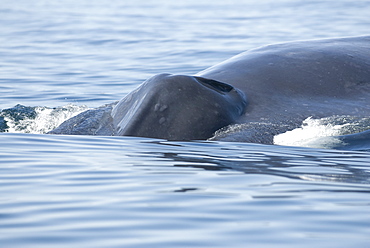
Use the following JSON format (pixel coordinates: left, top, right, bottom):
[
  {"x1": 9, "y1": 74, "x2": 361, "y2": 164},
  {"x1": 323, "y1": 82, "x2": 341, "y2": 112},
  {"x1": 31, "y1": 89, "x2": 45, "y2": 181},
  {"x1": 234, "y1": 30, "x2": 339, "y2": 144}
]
[{"x1": 111, "y1": 73, "x2": 247, "y2": 140}]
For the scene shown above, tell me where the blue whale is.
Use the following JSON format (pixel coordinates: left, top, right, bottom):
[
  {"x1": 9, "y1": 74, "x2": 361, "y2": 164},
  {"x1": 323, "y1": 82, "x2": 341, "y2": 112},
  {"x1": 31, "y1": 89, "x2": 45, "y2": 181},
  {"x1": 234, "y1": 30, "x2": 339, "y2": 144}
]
[{"x1": 50, "y1": 36, "x2": 370, "y2": 145}]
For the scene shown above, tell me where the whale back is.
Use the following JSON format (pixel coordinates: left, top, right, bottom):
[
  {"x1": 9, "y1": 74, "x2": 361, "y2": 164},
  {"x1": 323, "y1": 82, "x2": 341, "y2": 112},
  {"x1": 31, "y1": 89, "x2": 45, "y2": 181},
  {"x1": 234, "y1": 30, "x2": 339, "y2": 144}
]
[{"x1": 198, "y1": 36, "x2": 370, "y2": 123}]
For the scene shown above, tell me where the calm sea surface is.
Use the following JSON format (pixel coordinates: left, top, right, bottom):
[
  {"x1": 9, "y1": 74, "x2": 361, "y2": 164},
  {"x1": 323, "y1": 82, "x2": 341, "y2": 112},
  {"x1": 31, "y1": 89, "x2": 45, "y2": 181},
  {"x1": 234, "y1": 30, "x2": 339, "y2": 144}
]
[{"x1": 1, "y1": 0, "x2": 370, "y2": 247}]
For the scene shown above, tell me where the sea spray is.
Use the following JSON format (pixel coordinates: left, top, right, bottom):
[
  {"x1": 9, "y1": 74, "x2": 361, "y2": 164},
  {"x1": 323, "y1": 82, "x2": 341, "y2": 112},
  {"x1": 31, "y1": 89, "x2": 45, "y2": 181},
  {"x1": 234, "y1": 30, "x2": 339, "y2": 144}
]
[
  {"x1": 274, "y1": 116, "x2": 370, "y2": 149},
  {"x1": 0, "y1": 104, "x2": 89, "y2": 134}
]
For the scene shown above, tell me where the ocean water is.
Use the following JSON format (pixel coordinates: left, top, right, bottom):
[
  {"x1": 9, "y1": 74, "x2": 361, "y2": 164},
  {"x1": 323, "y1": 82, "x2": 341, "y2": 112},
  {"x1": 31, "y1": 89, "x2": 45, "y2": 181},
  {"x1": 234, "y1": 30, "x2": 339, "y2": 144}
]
[{"x1": 1, "y1": 0, "x2": 370, "y2": 247}]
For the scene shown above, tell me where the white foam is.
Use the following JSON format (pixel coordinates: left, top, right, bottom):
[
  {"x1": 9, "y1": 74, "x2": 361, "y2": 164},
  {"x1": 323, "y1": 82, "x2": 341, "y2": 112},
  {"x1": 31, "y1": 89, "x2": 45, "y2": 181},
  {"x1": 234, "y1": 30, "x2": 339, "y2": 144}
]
[
  {"x1": 4, "y1": 104, "x2": 89, "y2": 134},
  {"x1": 273, "y1": 117, "x2": 347, "y2": 149}
]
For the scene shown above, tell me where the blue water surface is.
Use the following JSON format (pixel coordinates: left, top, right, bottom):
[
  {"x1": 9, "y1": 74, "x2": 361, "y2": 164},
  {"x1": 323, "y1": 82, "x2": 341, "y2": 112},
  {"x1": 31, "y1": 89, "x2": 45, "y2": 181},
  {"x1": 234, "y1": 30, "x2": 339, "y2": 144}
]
[{"x1": 1, "y1": 0, "x2": 370, "y2": 247}]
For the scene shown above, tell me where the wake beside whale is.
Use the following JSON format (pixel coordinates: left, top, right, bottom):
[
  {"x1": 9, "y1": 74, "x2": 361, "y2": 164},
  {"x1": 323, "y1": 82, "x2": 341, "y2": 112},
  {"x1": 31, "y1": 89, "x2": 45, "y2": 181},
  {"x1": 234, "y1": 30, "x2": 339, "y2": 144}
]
[{"x1": 48, "y1": 36, "x2": 370, "y2": 150}]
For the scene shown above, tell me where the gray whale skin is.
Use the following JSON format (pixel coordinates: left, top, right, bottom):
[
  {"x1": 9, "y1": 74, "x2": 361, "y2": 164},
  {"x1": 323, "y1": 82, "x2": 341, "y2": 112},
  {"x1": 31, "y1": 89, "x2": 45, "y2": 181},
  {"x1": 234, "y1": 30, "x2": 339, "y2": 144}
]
[{"x1": 50, "y1": 36, "x2": 370, "y2": 144}]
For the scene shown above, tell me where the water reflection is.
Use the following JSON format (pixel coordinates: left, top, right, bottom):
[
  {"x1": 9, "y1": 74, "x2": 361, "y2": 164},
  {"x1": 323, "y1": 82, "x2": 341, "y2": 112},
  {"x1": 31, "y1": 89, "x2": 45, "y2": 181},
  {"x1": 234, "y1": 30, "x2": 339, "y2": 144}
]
[{"x1": 152, "y1": 141, "x2": 370, "y2": 185}]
